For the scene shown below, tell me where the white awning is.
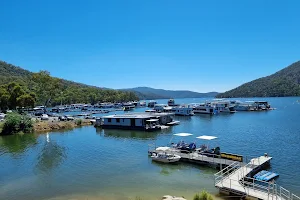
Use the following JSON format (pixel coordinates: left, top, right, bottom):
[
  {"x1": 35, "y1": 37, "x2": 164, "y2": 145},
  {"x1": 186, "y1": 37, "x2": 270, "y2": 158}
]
[
  {"x1": 173, "y1": 133, "x2": 193, "y2": 137},
  {"x1": 146, "y1": 119, "x2": 159, "y2": 122},
  {"x1": 196, "y1": 135, "x2": 217, "y2": 140}
]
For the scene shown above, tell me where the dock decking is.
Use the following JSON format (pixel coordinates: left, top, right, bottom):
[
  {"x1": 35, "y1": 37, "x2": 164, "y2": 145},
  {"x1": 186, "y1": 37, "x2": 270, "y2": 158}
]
[
  {"x1": 215, "y1": 156, "x2": 300, "y2": 200},
  {"x1": 149, "y1": 148, "x2": 243, "y2": 167}
]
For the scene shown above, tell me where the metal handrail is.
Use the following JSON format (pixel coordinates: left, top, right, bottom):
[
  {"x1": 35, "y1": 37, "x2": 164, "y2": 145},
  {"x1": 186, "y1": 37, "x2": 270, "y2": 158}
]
[
  {"x1": 292, "y1": 194, "x2": 300, "y2": 200},
  {"x1": 215, "y1": 161, "x2": 239, "y2": 176},
  {"x1": 214, "y1": 156, "x2": 299, "y2": 200}
]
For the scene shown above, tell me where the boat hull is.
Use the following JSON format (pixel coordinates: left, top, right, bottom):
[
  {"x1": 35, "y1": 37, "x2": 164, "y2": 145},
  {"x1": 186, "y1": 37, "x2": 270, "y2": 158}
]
[{"x1": 151, "y1": 155, "x2": 181, "y2": 163}]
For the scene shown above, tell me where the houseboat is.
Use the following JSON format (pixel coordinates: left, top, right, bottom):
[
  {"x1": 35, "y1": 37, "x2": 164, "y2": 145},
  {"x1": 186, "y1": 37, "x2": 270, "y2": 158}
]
[
  {"x1": 193, "y1": 102, "x2": 216, "y2": 114},
  {"x1": 95, "y1": 114, "x2": 162, "y2": 131},
  {"x1": 154, "y1": 104, "x2": 173, "y2": 113},
  {"x1": 231, "y1": 100, "x2": 271, "y2": 111},
  {"x1": 172, "y1": 105, "x2": 194, "y2": 116},
  {"x1": 168, "y1": 99, "x2": 178, "y2": 106},
  {"x1": 230, "y1": 100, "x2": 255, "y2": 111},
  {"x1": 152, "y1": 113, "x2": 179, "y2": 125},
  {"x1": 100, "y1": 103, "x2": 114, "y2": 108},
  {"x1": 211, "y1": 100, "x2": 235, "y2": 113},
  {"x1": 123, "y1": 105, "x2": 135, "y2": 111},
  {"x1": 254, "y1": 101, "x2": 271, "y2": 110},
  {"x1": 132, "y1": 101, "x2": 146, "y2": 107},
  {"x1": 148, "y1": 101, "x2": 157, "y2": 108},
  {"x1": 140, "y1": 101, "x2": 147, "y2": 107}
]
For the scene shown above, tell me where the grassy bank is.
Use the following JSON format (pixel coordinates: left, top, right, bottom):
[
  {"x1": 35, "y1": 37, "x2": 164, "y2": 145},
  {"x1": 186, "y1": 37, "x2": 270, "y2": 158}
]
[
  {"x1": 0, "y1": 122, "x2": 3, "y2": 133},
  {"x1": 33, "y1": 119, "x2": 93, "y2": 132}
]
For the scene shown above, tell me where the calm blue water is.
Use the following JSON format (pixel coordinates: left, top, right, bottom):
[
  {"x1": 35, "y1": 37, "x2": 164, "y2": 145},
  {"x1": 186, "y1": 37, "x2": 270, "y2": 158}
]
[{"x1": 0, "y1": 97, "x2": 300, "y2": 200}]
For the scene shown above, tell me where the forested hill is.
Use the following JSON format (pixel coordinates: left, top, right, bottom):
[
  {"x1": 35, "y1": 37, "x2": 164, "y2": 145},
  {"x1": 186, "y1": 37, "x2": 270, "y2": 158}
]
[
  {"x1": 217, "y1": 61, "x2": 300, "y2": 98},
  {"x1": 0, "y1": 61, "x2": 138, "y2": 110},
  {"x1": 122, "y1": 87, "x2": 218, "y2": 100}
]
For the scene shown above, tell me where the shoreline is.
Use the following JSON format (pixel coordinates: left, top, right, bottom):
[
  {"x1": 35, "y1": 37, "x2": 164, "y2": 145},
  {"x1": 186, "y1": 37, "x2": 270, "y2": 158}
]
[{"x1": 33, "y1": 119, "x2": 93, "y2": 132}]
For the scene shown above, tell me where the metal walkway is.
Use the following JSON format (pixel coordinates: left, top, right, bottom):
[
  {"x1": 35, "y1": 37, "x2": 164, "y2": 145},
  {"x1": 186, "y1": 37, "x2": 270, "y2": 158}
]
[{"x1": 215, "y1": 156, "x2": 300, "y2": 200}]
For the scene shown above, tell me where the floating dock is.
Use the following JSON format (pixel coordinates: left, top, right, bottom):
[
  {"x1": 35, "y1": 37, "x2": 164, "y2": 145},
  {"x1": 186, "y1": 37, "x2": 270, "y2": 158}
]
[
  {"x1": 149, "y1": 147, "x2": 244, "y2": 169},
  {"x1": 214, "y1": 156, "x2": 300, "y2": 200}
]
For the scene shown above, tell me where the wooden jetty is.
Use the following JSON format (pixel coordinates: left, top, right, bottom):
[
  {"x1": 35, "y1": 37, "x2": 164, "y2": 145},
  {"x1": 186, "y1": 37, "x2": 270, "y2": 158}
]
[{"x1": 214, "y1": 156, "x2": 300, "y2": 200}]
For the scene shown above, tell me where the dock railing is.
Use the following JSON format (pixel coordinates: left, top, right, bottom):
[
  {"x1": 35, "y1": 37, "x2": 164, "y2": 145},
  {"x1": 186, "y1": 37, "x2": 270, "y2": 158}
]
[
  {"x1": 214, "y1": 163, "x2": 300, "y2": 200},
  {"x1": 214, "y1": 161, "x2": 241, "y2": 185}
]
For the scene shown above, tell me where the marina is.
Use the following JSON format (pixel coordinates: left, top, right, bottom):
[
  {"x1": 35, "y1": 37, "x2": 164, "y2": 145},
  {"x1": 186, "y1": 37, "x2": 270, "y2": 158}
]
[{"x1": 0, "y1": 97, "x2": 299, "y2": 200}]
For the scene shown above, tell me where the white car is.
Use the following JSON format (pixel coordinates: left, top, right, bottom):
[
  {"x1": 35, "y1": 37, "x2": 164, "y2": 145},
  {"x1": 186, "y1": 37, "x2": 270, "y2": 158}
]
[
  {"x1": 41, "y1": 114, "x2": 49, "y2": 120},
  {"x1": 65, "y1": 115, "x2": 74, "y2": 121}
]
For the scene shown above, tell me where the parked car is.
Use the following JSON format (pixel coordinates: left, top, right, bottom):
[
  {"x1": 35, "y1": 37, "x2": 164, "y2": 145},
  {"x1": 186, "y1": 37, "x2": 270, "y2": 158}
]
[
  {"x1": 58, "y1": 115, "x2": 67, "y2": 121},
  {"x1": 85, "y1": 115, "x2": 96, "y2": 119},
  {"x1": 65, "y1": 115, "x2": 74, "y2": 121},
  {"x1": 35, "y1": 112, "x2": 43, "y2": 116},
  {"x1": 41, "y1": 114, "x2": 49, "y2": 120}
]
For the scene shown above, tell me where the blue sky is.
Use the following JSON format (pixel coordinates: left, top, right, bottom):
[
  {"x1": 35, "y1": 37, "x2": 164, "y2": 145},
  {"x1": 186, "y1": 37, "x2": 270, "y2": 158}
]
[{"x1": 0, "y1": 0, "x2": 299, "y2": 92}]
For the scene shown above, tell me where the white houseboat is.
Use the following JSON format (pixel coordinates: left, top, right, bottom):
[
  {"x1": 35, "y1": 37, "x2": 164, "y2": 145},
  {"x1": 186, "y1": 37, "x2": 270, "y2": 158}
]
[
  {"x1": 172, "y1": 105, "x2": 194, "y2": 116},
  {"x1": 95, "y1": 114, "x2": 161, "y2": 131},
  {"x1": 193, "y1": 102, "x2": 216, "y2": 114},
  {"x1": 211, "y1": 99, "x2": 235, "y2": 113},
  {"x1": 154, "y1": 104, "x2": 173, "y2": 113}
]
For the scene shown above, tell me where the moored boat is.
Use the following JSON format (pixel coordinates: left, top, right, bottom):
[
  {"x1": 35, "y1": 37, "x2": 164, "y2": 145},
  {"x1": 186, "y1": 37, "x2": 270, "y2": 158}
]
[
  {"x1": 211, "y1": 99, "x2": 235, "y2": 113},
  {"x1": 193, "y1": 102, "x2": 216, "y2": 114},
  {"x1": 151, "y1": 152, "x2": 181, "y2": 163},
  {"x1": 148, "y1": 101, "x2": 157, "y2": 108},
  {"x1": 172, "y1": 105, "x2": 194, "y2": 116},
  {"x1": 154, "y1": 104, "x2": 173, "y2": 113}
]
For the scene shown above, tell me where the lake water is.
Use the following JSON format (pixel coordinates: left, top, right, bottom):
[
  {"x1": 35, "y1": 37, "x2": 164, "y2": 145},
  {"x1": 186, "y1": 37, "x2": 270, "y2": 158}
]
[{"x1": 1, "y1": 97, "x2": 300, "y2": 200}]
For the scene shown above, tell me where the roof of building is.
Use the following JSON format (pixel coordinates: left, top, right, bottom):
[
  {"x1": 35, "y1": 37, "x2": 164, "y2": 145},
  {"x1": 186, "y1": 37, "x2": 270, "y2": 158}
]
[{"x1": 102, "y1": 112, "x2": 174, "y2": 119}]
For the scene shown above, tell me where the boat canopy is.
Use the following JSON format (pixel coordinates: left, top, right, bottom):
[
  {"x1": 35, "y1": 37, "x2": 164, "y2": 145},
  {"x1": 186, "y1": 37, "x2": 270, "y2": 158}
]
[
  {"x1": 196, "y1": 135, "x2": 217, "y2": 140},
  {"x1": 156, "y1": 147, "x2": 171, "y2": 151},
  {"x1": 146, "y1": 119, "x2": 159, "y2": 122},
  {"x1": 173, "y1": 133, "x2": 193, "y2": 137}
]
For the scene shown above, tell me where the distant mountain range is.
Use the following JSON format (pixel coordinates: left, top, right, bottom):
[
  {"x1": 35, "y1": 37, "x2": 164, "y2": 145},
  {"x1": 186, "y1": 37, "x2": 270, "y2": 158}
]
[
  {"x1": 121, "y1": 87, "x2": 219, "y2": 100},
  {"x1": 217, "y1": 61, "x2": 300, "y2": 98}
]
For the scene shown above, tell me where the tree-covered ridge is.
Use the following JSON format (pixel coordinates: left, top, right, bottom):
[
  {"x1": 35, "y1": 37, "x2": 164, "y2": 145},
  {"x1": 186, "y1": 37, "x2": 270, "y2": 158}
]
[
  {"x1": 122, "y1": 87, "x2": 218, "y2": 99},
  {"x1": 217, "y1": 61, "x2": 300, "y2": 98},
  {"x1": 0, "y1": 60, "x2": 138, "y2": 109}
]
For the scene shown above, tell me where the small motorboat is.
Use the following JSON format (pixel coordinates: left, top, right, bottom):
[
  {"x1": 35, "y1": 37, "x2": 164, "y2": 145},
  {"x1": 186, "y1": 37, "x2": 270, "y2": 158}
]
[{"x1": 151, "y1": 152, "x2": 181, "y2": 163}]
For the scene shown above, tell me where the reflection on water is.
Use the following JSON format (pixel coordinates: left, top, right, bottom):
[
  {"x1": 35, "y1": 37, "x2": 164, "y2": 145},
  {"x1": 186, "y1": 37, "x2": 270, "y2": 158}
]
[
  {"x1": 35, "y1": 133, "x2": 67, "y2": 174},
  {"x1": 96, "y1": 128, "x2": 173, "y2": 140},
  {"x1": 0, "y1": 133, "x2": 37, "y2": 155}
]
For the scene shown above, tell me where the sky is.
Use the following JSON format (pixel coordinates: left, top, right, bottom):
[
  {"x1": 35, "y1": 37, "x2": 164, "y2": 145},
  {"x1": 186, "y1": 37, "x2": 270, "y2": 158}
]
[{"x1": 0, "y1": 0, "x2": 299, "y2": 92}]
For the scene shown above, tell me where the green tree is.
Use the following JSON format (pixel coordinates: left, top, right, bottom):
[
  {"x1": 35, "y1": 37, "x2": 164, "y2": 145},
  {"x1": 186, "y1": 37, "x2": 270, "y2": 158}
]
[
  {"x1": 32, "y1": 71, "x2": 61, "y2": 106},
  {"x1": 17, "y1": 94, "x2": 35, "y2": 108},
  {"x1": 7, "y1": 83, "x2": 25, "y2": 109}
]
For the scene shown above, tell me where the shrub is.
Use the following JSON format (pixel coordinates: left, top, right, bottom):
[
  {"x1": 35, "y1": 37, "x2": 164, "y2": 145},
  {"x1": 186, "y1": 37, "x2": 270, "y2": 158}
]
[
  {"x1": 75, "y1": 119, "x2": 82, "y2": 126},
  {"x1": 193, "y1": 190, "x2": 214, "y2": 200},
  {"x1": 1, "y1": 112, "x2": 33, "y2": 135}
]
